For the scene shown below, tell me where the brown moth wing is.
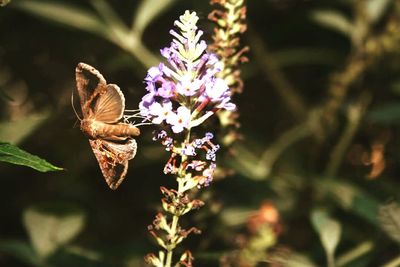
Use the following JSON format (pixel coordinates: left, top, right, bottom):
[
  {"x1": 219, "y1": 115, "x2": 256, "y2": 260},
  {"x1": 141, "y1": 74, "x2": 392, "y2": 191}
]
[
  {"x1": 75, "y1": 62, "x2": 107, "y2": 118},
  {"x1": 93, "y1": 84, "x2": 125, "y2": 123},
  {"x1": 89, "y1": 138, "x2": 137, "y2": 190}
]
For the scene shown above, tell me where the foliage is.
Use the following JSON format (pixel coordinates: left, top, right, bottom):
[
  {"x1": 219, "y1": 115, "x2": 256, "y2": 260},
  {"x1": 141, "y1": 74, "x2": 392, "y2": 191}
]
[{"x1": 0, "y1": 142, "x2": 62, "y2": 172}]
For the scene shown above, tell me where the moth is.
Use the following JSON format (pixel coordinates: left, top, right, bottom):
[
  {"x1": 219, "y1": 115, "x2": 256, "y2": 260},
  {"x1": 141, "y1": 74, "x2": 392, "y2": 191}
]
[{"x1": 75, "y1": 62, "x2": 140, "y2": 190}]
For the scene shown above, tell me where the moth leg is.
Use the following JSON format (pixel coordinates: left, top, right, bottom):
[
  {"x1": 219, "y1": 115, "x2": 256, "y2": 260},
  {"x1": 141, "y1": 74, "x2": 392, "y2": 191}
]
[{"x1": 104, "y1": 135, "x2": 129, "y2": 141}]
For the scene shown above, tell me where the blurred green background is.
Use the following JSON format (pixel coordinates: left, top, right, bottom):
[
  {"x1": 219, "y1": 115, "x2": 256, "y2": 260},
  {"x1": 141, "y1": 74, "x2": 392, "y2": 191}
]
[{"x1": 1, "y1": 0, "x2": 400, "y2": 266}]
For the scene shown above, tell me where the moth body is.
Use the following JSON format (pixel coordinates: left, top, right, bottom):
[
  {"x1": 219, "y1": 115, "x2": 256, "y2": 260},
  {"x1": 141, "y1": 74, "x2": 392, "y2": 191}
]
[{"x1": 81, "y1": 119, "x2": 140, "y2": 140}]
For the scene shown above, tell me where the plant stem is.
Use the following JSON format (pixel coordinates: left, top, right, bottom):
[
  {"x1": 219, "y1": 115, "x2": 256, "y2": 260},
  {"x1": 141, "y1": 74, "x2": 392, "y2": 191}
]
[
  {"x1": 324, "y1": 94, "x2": 370, "y2": 178},
  {"x1": 164, "y1": 129, "x2": 192, "y2": 267},
  {"x1": 383, "y1": 255, "x2": 400, "y2": 267}
]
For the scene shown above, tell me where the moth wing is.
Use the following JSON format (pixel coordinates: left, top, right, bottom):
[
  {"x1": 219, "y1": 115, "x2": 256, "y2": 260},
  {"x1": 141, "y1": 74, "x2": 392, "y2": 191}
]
[
  {"x1": 75, "y1": 62, "x2": 107, "y2": 117},
  {"x1": 93, "y1": 84, "x2": 125, "y2": 123},
  {"x1": 89, "y1": 138, "x2": 137, "y2": 190}
]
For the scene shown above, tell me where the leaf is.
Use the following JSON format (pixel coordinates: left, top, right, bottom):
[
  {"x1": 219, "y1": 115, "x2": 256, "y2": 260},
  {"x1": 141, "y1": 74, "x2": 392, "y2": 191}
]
[
  {"x1": 48, "y1": 246, "x2": 111, "y2": 267},
  {"x1": 64, "y1": 245, "x2": 103, "y2": 262},
  {"x1": 270, "y1": 252, "x2": 318, "y2": 267},
  {"x1": 12, "y1": 0, "x2": 109, "y2": 39},
  {"x1": 336, "y1": 241, "x2": 374, "y2": 267},
  {"x1": 366, "y1": 0, "x2": 392, "y2": 23},
  {"x1": 23, "y1": 203, "x2": 86, "y2": 259},
  {"x1": 0, "y1": 240, "x2": 41, "y2": 267},
  {"x1": 378, "y1": 202, "x2": 400, "y2": 243},
  {"x1": 132, "y1": 0, "x2": 177, "y2": 36},
  {"x1": 318, "y1": 179, "x2": 379, "y2": 225},
  {"x1": 310, "y1": 9, "x2": 354, "y2": 37},
  {"x1": 311, "y1": 210, "x2": 342, "y2": 267},
  {"x1": 0, "y1": 142, "x2": 63, "y2": 172},
  {"x1": 383, "y1": 256, "x2": 400, "y2": 267},
  {"x1": 220, "y1": 207, "x2": 253, "y2": 226},
  {"x1": 89, "y1": 0, "x2": 131, "y2": 44},
  {"x1": 12, "y1": 0, "x2": 159, "y2": 68}
]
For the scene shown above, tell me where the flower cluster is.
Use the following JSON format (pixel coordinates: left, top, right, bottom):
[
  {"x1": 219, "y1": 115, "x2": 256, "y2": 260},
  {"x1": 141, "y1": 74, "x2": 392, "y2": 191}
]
[
  {"x1": 139, "y1": 11, "x2": 235, "y2": 134},
  {"x1": 208, "y1": 0, "x2": 248, "y2": 152},
  {"x1": 154, "y1": 130, "x2": 219, "y2": 188},
  {"x1": 144, "y1": 11, "x2": 235, "y2": 267},
  {"x1": 209, "y1": 0, "x2": 249, "y2": 95}
]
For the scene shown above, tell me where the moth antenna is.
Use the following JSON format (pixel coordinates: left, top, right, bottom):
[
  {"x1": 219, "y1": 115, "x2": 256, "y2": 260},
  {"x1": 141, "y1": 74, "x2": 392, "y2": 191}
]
[
  {"x1": 134, "y1": 122, "x2": 153, "y2": 127},
  {"x1": 71, "y1": 91, "x2": 82, "y2": 121},
  {"x1": 124, "y1": 109, "x2": 140, "y2": 113},
  {"x1": 73, "y1": 119, "x2": 79, "y2": 128}
]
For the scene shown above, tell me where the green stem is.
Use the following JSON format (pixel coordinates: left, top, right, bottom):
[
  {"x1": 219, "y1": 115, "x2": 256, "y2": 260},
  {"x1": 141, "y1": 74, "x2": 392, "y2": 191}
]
[
  {"x1": 324, "y1": 94, "x2": 370, "y2": 178},
  {"x1": 327, "y1": 254, "x2": 335, "y2": 267},
  {"x1": 383, "y1": 255, "x2": 400, "y2": 267},
  {"x1": 165, "y1": 214, "x2": 179, "y2": 267},
  {"x1": 164, "y1": 129, "x2": 192, "y2": 267}
]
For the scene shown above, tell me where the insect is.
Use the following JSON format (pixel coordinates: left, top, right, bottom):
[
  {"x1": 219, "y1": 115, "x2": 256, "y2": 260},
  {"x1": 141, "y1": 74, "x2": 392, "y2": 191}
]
[{"x1": 75, "y1": 62, "x2": 140, "y2": 190}]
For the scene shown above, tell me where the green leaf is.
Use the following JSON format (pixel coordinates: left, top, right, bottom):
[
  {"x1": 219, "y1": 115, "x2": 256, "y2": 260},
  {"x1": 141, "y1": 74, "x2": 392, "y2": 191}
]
[
  {"x1": 311, "y1": 210, "x2": 342, "y2": 267},
  {"x1": 220, "y1": 207, "x2": 253, "y2": 226},
  {"x1": 132, "y1": 0, "x2": 177, "y2": 36},
  {"x1": 318, "y1": 179, "x2": 379, "y2": 225},
  {"x1": 378, "y1": 202, "x2": 400, "y2": 244},
  {"x1": 12, "y1": 0, "x2": 159, "y2": 68},
  {"x1": 0, "y1": 240, "x2": 41, "y2": 267},
  {"x1": 89, "y1": 0, "x2": 131, "y2": 44},
  {"x1": 270, "y1": 252, "x2": 318, "y2": 267},
  {"x1": 383, "y1": 256, "x2": 400, "y2": 267},
  {"x1": 12, "y1": 0, "x2": 109, "y2": 39},
  {"x1": 0, "y1": 142, "x2": 63, "y2": 172},
  {"x1": 310, "y1": 9, "x2": 354, "y2": 37},
  {"x1": 23, "y1": 203, "x2": 86, "y2": 259},
  {"x1": 337, "y1": 241, "x2": 374, "y2": 267}
]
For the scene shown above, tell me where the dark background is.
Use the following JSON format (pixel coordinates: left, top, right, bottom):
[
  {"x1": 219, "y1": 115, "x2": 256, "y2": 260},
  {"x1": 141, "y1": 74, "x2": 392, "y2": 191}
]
[{"x1": 1, "y1": 0, "x2": 400, "y2": 266}]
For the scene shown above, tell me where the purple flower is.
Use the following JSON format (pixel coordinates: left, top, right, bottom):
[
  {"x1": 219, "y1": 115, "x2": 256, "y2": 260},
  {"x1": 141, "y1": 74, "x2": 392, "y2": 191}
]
[
  {"x1": 162, "y1": 137, "x2": 174, "y2": 151},
  {"x1": 159, "y1": 63, "x2": 176, "y2": 79},
  {"x1": 153, "y1": 130, "x2": 168, "y2": 141},
  {"x1": 206, "y1": 150, "x2": 216, "y2": 161},
  {"x1": 145, "y1": 66, "x2": 162, "y2": 82},
  {"x1": 193, "y1": 138, "x2": 204, "y2": 148},
  {"x1": 200, "y1": 163, "x2": 216, "y2": 188},
  {"x1": 149, "y1": 101, "x2": 173, "y2": 124},
  {"x1": 164, "y1": 162, "x2": 174, "y2": 174},
  {"x1": 158, "y1": 81, "x2": 175, "y2": 98},
  {"x1": 206, "y1": 144, "x2": 220, "y2": 161},
  {"x1": 182, "y1": 144, "x2": 196, "y2": 156},
  {"x1": 139, "y1": 93, "x2": 155, "y2": 116},
  {"x1": 205, "y1": 132, "x2": 214, "y2": 140},
  {"x1": 139, "y1": 10, "x2": 236, "y2": 135},
  {"x1": 166, "y1": 106, "x2": 191, "y2": 133},
  {"x1": 176, "y1": 74, "x2": 202, "y2": 96},
  {"x1": 216, "y1": 98, "x2": 236, "y2": 111},
  {"x1": 205, "y1": 78, "x2": 229, "y2": 101},
  {"x1": 160, "y1": 46, "x2": 172, "y2": 59}
]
